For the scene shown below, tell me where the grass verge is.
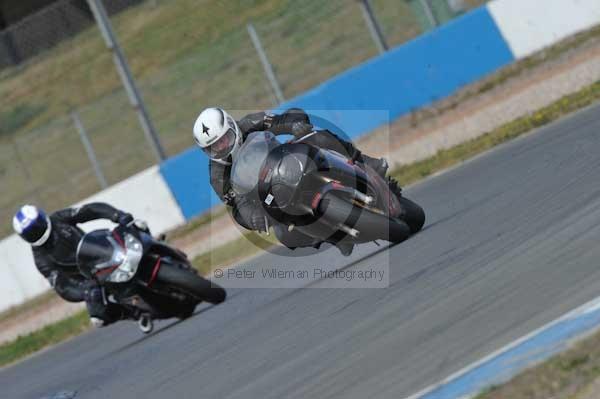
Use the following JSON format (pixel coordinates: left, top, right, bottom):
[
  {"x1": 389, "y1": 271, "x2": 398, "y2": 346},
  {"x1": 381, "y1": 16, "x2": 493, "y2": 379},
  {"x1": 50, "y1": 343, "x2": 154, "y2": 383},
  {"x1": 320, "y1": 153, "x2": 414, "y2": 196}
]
[
  {"x1": 165, "y1": 207, "x2": 227, "y2": 242},
  {"x1": 0, "y1": 310, "x2": 90, "y2": 368},
  {"x1": 474, "y1": 325, "x2": 600, "y2": 399},
  {"x1": 2, "y1": 80, "x2": 600, "y2": 369}
]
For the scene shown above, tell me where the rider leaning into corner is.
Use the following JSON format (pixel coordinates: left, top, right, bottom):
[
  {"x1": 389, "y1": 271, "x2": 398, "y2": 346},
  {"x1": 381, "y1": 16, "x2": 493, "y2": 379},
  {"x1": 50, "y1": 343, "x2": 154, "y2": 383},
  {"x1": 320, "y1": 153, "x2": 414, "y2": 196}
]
[
  {"x1": 193, "y1": 107, "x2": 404, "y2": 256},
  {"x1": 12, "y1": 203, "x2": 154, "y2": 332}
]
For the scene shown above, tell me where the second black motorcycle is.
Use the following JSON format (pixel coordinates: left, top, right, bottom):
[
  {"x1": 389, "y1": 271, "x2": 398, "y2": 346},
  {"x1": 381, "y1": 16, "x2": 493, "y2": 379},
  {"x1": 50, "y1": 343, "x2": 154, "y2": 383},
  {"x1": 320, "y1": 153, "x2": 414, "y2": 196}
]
[{"x1": 76, "y1": 223, "x2": 226, "y2": 333}]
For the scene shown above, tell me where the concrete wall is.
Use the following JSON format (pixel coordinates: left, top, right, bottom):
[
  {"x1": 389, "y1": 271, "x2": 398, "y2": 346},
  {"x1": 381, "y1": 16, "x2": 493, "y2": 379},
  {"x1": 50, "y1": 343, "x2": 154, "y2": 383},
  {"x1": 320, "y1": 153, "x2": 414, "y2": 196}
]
[
  {"x1": 0, "y1": 165, "x2": 184, "y2": 310},
  {"x1": 0, "y1": 235, "x2": 49, "y2": 309},
  {"x1": 489, "y1": 0, "x2": 600, "y2": 59},
  {"x1": 73, "y1": 165, "x2": 185, "y2": 234}
]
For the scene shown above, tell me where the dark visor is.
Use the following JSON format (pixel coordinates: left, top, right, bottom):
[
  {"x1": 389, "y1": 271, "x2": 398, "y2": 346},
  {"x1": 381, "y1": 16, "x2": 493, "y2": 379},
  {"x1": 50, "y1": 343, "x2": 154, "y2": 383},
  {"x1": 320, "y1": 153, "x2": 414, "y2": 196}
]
[{"x1": 21, "y1": 218, "x2": 49, "y2": 243}]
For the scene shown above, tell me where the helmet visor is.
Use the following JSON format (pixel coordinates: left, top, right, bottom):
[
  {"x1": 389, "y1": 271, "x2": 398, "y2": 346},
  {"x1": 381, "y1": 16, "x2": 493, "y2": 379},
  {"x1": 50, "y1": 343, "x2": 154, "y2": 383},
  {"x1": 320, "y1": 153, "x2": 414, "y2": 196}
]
[
  {"x1": 20, "y1": 217, "x2": 49, "y2": 244},
  {"x1": 202, "y1": 128, "x2": 237, "y2": 160}
]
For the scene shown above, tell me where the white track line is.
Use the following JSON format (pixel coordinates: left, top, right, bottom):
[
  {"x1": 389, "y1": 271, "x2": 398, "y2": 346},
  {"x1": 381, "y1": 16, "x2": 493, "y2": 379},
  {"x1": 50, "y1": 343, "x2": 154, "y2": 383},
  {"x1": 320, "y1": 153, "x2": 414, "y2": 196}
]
[{"x1": 404, "y1": 295, "x2": 600, "y2": 399}]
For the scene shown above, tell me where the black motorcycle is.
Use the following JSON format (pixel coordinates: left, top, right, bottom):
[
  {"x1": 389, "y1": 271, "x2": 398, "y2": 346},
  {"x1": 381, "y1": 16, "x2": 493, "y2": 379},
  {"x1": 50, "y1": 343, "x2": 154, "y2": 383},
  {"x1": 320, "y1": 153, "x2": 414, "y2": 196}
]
[
  {"x1": 230, "y1": 131, "x2": 425, "y2": 248},
  {"x1": 76, "y1": 224, "x2": 226, "y2": 333}
]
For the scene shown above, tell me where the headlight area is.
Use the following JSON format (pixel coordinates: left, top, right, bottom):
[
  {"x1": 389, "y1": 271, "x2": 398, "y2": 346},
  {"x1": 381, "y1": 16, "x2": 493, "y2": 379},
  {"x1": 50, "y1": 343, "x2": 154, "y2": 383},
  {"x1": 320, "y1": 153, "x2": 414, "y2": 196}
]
[{"x1": 107, "y1": 233, "x2": 143, "y2": 283}]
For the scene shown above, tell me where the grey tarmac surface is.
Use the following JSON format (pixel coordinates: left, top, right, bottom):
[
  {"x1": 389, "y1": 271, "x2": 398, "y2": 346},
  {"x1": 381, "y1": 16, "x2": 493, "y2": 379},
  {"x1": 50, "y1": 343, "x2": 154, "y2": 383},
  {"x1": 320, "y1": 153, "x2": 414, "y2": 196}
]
[{"x1": 4, "y1": 103, "x2": 600, "y2": 399}]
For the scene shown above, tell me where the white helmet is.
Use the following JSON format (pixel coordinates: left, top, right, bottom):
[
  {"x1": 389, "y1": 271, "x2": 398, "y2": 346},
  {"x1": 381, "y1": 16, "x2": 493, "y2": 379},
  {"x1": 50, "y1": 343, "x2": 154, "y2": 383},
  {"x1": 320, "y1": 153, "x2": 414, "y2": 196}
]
[{"x1": 193, "y1": 107, "x2": 242, "y2": 164}]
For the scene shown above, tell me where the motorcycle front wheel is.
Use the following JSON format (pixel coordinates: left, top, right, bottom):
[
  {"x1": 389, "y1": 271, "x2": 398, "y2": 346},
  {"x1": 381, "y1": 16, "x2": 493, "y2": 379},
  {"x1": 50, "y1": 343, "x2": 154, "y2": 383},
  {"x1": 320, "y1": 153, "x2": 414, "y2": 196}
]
[
  {"x1": 318, "y1": 194, "x2": 411, "y2": 244},
  {"x1": 397, "y1": 196, "x2": 425, "y2": 234},
  {"x1": 156, "y1": 265, "x2": 226, "y2": 304}
]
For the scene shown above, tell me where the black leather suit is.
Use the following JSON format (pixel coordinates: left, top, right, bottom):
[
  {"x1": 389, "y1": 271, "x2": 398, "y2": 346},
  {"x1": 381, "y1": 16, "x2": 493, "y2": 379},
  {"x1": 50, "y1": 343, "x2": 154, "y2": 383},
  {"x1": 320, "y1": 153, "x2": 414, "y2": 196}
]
[{"x1": 32, "y1": 202, "x2": 133, "y2": 325}]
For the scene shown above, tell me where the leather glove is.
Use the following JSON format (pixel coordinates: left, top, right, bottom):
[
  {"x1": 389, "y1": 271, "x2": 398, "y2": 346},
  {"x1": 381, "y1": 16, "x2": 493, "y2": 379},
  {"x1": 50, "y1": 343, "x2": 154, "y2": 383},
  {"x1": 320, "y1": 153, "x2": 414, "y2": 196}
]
[
  {"x1": 223, "y1": 189, "x2": 236, "y2": 206},
  {"x1": 234, "y1": 197, "x2": 269, "y2": 233},
  {"x1": 117, "y1": 212, "x2": 134, "y2": 226},
  {"x1": 270, "y1": 109, "x2": 313, "y2": 137},
  {"x1": 84, "y1": 282, "x2": 105, "y2": 304},
  {"x1": 83, "y1": 279, "x2": 100, "y2": 295},
  {"x1": 247, "y1": 212, "x2": 268, "y2": 233},
  {"x1": 48, "y1": 271, "x2": 59, "y2": 288},
  {"x1": 132, "y1": 219, "x2": 150, "y2": 232}
]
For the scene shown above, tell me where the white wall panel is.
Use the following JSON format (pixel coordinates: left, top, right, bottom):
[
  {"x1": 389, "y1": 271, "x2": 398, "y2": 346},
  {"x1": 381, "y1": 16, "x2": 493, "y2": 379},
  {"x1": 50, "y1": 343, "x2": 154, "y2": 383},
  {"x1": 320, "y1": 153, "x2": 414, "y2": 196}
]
[
  {"x1": 74, "y1": 165, "x2": 185, "y2": 234},
  {"x1": 489, "y1": 0, "x2": 600, "y2": 58}
]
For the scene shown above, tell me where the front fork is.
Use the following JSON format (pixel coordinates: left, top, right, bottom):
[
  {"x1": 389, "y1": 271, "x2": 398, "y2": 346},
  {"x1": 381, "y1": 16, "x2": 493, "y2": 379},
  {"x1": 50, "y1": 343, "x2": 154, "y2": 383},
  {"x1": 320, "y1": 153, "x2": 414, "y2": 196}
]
[
  {"x1": 311, "y1": 177, "x2": 375, "y2": 209},
  {"x1": 306, "y1": 177, "x2": 377, "y2": 239}
]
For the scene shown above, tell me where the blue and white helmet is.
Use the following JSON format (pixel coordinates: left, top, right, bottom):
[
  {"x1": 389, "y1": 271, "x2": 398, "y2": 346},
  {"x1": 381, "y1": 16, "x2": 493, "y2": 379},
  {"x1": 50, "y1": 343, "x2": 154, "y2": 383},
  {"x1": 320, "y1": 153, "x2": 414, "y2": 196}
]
[{"x1": 12, "y1": 205, "x2": 52, "y2": 246}]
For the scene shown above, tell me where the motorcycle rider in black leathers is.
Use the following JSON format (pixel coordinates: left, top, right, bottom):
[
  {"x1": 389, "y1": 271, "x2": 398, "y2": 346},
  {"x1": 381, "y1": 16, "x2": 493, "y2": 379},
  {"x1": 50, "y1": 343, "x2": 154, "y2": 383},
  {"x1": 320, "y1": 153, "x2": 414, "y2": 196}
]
[
  {"x1": 12, "y1": 203, "x2": 152, "y2": 331},
  {"x1": 193, "y1": 108, "x2": 400, "y2": 256}
]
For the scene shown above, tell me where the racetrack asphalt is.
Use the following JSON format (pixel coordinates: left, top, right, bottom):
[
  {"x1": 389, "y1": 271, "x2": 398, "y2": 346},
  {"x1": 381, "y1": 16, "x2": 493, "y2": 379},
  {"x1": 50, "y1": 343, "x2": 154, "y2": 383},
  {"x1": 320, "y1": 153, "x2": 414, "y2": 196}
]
[{"x1": 3, "y1": 102, "x2": 600, "y2": 399}]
